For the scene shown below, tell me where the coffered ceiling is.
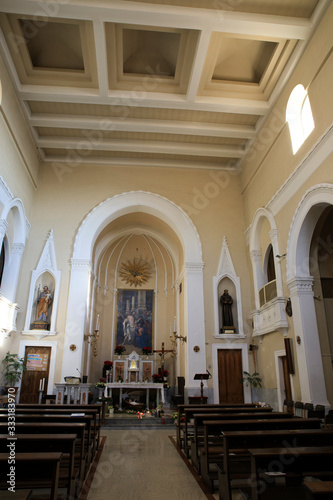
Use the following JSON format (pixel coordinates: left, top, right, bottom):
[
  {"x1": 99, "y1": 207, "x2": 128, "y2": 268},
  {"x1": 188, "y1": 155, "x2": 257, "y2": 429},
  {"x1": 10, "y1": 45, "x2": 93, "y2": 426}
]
[{"x1": 0, "y1": 0, "x2": 329, "y2": 171}]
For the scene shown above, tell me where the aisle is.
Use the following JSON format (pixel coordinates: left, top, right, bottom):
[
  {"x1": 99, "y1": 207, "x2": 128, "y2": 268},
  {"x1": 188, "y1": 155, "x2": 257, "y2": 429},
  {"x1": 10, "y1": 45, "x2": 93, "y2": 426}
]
[{"x1": 87, "y1": 428, "x2": 208, "y2": 500}]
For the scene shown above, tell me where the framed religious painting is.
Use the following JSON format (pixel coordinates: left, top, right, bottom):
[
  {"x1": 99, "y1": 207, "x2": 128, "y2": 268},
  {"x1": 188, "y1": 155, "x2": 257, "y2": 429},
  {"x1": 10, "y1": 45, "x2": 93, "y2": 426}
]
[{"x1": 115, "y1": 289, "x2": 153, "y2": 356}]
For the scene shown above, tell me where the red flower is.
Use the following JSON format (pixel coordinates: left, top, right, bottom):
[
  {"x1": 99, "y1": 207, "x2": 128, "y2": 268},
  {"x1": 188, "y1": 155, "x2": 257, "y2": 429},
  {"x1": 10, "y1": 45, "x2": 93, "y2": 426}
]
[
  {"x1": 104, "y1": 360, "x2": 113, "y2": 367},
  {"x1": 162, "y1": 370, "x2": 169, "y2": 377},
  {"x1": 99, "y1": 378, "x2": 106, "y2": 383}
]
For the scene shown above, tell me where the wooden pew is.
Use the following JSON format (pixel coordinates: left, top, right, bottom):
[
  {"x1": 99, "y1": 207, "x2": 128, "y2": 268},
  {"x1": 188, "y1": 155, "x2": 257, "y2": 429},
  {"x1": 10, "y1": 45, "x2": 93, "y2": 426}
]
[
  {"x1": 190, "y1": 412, "x2": 292, "y2": 472},
  {"x1": 16, "y1": 403, "x2": 102, "y2": 451},
  {"x1": 180, "y1": 405, "x2": 272, "y2": 455},
  {"x1": 217, "y1": 428, "x2": 333, "y2": 500},
  {"x1": 1, "y1": 406, "x2": 100, "y2": 455},
  {"x1": 249, "y1": 446, "x2": 333, "y2": 500},
  {"x1": 303, "y1": 480, "x2": 333, "y2": 499},
  {"x1": 0, "y1": 452, "x2": 63, "y2": 500},
  {"x1": 200, "y1": 418, "x2": 322, "y2": 492},
  {"x1": 176, "y1": 403, "x2": 259, "y2": 448},
  {"x1": 0, "y1": 433, "x2": 77, "y2": 499},
  {"x1": 0, "y1": 421, "x2": 88, "y2": 483}
]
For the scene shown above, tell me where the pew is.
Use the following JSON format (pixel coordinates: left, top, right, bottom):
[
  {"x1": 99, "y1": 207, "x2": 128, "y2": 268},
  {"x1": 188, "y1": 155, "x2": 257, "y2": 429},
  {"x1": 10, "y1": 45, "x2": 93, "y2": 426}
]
[
  {"x1": 190, "y1": 411, "x2": 292, "y2": 472},
  {"x1": 249, "y1": 446, "x2": 333, "y2": 500},
  {"x1": 16, "y1": 403, "x2": 102, "y2": 450},
  {"x1": 176, "y1": 403, "x2": 259, "y2": 448},
  {"x1": 0, "y1": 422, "x2": 88, "y2": 483},
  {"x1": 217, "y1": 428, "x2": 333, "y2": 500},
  {"x1": 0, "y1": 413, "x2": 94, "y2": 462},
  {"x1": 1, "y1": 406, "x2": 101, "y2": 454},
  {"x1": 200, "y1": 418, "x2": 322, "y2": 492},
  {"x1": 179, "y1": 404, "x2": 272, "y2": 453},
  {"x1": 0, "y1": 433, "x2": 77, "y2": 499},
  {"x1": 0, "y1": 452, "x2": 63, "y2": 500},
  {"x1": 303, "y1": 480, "x2": 333, "y2": 499}
]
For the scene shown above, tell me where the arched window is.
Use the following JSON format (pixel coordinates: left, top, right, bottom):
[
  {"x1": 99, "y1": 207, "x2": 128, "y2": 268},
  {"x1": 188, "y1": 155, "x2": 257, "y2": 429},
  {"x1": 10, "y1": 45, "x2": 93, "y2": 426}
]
[{"x1": 286, "y1": 84, "x2": 314, "y2": 154}]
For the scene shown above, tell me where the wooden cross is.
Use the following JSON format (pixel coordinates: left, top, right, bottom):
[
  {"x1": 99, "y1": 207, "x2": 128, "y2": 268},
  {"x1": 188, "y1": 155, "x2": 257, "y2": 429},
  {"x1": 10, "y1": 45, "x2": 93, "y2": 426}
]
[{"x1": 153, "y1": 342, "x2": 173, "y2": 373}]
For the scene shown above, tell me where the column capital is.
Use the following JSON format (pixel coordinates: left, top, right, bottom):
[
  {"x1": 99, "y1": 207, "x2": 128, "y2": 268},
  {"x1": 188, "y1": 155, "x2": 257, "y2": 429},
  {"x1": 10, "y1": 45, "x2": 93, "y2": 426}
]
[
  {"x1": 12, "y1": 242, "x2": 25, "y2": 255},
  {"x1": 184, "y1": 261, "x2": 204, "y2": 274},
  {"x1": 287, "y1": 276, "x2": 314, "y2": 296},
  {"x1": 70, "y1": 258, "x2": 92, "y2": 271},
  {"x1": 250, "y1": 249, "x2": 262, "y2": 263}
]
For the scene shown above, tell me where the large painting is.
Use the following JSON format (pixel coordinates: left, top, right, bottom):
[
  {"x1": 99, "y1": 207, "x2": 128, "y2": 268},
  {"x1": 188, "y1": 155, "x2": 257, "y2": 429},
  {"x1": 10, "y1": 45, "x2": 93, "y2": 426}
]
[{"x1": 116, "y1": 289, "x2": 153, "y2": 355}]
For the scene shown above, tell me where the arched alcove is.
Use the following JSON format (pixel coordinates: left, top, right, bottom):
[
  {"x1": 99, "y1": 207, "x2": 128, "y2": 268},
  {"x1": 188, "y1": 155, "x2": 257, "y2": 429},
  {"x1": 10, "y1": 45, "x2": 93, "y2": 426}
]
[
  {"x1": 61, "y1": 191, "x2": 206, "y2": 396},
  {"x1": 287, "y1": 184, "x2": 333, "y2": 407},
  {"x1": 249, "y1": 207, "x2": 288, "y2": 337}
]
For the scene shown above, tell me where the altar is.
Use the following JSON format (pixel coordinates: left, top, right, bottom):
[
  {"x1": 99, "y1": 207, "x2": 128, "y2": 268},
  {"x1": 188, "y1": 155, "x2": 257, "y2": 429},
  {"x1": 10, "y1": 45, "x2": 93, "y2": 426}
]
[
  {"x1": 54, "y1": 383, "x2": 90, "y2": 404},
  {"x1": 104, "y1": 382, "x2": 164, "y2": 410}
]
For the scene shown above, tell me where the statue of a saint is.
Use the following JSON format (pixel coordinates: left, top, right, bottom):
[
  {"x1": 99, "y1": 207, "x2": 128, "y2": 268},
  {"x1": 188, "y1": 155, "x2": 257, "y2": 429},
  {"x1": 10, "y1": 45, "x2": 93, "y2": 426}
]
[
  {"x1": 37, "y1": 285, "x2": 52, "y2": 323},
  {"x1": 220, "y1": 289, "x2": 234, "y2": 327}
]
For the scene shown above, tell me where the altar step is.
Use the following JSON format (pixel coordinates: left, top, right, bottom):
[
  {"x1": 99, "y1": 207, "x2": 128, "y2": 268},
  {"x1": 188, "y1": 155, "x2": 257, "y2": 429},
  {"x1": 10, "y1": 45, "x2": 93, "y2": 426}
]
[{"x1": 102, "y1": 414, "x2": 174, "y2": 429}]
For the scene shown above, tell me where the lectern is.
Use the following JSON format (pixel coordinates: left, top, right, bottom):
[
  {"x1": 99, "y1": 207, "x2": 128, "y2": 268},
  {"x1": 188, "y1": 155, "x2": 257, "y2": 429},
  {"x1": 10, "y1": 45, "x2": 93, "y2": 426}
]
[{"x1": 194, "y1": 373, "x2": 210, "y2": 404}]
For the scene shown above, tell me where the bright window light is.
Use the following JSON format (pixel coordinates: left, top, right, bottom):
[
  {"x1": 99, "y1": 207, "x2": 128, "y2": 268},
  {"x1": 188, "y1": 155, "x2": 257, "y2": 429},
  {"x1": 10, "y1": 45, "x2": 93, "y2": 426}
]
[{"x1": 286, "y1": 84, "x2": 315, "y2": 154}]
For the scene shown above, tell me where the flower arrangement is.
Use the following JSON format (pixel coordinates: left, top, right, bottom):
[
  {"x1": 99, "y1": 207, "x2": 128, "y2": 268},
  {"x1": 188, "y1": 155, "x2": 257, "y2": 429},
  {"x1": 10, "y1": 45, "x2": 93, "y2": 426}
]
[
  {"x1": 162, "y1": 370, "x2": 169, "y2": 378},
  {"x1": 152, "y1": 373, "x2": 162, "y2": 383},
  {"x1": 142, "y1": 346, "x2": 152, "y2": 355},
  {"x1": 114, "y1": 345, "x2": 126, "y2": 356},
  {"x1": 95, "y1": 378, "x2": 106, "y2": 388},
  {"x1": 104, "y1": 360, "x2": 113, "y2": 368}
]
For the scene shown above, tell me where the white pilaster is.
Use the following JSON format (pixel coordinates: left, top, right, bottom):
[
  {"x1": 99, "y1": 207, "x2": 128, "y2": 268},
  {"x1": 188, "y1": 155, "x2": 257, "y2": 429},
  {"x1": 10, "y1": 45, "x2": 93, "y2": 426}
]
[
  {"x1": 287, "y1": 276, "x2": 329, "y2": 406},
  {"x1": 250, "y1": 249, "x2": 263, "y2": 310},
  {"x1": 0, "y1": 219, "x2": 8, "y2": 249},
  {"x1": 60, "y1": 258, "x2": 92, "y2": 383},
  {"x1": 184, "y1": 262, "x2": 206, "y2": 390}
]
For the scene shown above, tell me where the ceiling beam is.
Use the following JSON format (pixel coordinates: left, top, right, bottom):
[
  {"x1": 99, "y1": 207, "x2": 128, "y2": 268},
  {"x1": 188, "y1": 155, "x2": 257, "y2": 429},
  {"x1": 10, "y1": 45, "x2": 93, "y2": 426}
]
[
  {"x1": 0, "y1": 0, "x2": 313, "y2": 39},
  {"x1": 37, "y1": 137, "x2": 245, "y2": 158},
  {"x1": 30, "y1": 114, "x2": 256, "y2": 139},
  {"x1": 44, "y1": 154, "x2": 238, "y2": 171}
]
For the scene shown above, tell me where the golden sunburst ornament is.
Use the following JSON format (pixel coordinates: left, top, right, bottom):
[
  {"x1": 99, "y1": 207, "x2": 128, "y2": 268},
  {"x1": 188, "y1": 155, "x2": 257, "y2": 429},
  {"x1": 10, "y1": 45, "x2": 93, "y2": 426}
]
[{"x1": 119, "y1": 259, "x2": 152, "y2": 287}]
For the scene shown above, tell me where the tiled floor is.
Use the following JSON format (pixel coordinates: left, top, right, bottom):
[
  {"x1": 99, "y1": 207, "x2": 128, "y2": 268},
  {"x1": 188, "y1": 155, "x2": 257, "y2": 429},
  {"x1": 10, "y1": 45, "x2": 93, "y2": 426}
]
[{"x1": 88, "y1": 428, "x2": 209, "y2": 500}]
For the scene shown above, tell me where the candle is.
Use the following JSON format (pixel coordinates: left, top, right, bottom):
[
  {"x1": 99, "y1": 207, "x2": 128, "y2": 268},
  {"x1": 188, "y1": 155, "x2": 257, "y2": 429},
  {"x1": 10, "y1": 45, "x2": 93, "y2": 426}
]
[
  {"x1": 39, "y1": 379, "x2": 42, "y2": 391},
  {"x1": 174, "y1": 316, "x2": 176, "y2": 332},
  {"x1": 170, "y1": 323, "x2": 172, "y2": 338},
  {"x1": 96, "y1": 314, "x2": 100, "y2": 330}
]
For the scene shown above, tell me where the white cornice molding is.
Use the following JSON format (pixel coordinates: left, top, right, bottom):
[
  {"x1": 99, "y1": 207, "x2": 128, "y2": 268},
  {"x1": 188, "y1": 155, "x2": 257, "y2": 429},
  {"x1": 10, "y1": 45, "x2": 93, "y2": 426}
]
[{"x1": 267, "y1": 124, "x2": 333, "y2": 215}]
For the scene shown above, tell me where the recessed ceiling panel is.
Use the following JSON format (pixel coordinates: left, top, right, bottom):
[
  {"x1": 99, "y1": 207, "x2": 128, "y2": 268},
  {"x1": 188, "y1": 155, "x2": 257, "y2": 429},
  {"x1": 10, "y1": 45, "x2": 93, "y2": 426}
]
[
  {"x1": 123, "y1": 29, "x2": 180, "y2": 77},
  {"x1": 19, "y1": 20, "x2": 84, "y2": 71},
  {"x1": 213, "y1": 39, "x2": 277, "y2": 84}
]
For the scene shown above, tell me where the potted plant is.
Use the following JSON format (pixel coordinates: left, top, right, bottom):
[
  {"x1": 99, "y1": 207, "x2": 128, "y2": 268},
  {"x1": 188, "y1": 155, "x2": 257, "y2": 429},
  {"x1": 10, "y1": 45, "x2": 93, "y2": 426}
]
[
  {"x1": 142, "y1": 346, "x2": 152, "y2": 357},
  {"x1": 2, "y1": 351, "x2": 27, "y2": 387},
  {"x1": 152, "y1": 373, "x2": 162, "y2": 383},
  {"x1": 243, "y1": 371, "x2": 262, "y2": 402},
  {"x1": 114, "y1": 345, "x2": 126, "y2": 357}
]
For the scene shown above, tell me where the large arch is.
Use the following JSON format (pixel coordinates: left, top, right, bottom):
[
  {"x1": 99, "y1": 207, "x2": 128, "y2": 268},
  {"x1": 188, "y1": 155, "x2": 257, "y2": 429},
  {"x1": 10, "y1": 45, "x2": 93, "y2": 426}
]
[
  {"x1": 287, "y1": 183, "x2": 333, "y2": 407},
  {"x1": 61, "y1": 191, "x2": 206, "y2": 393}
]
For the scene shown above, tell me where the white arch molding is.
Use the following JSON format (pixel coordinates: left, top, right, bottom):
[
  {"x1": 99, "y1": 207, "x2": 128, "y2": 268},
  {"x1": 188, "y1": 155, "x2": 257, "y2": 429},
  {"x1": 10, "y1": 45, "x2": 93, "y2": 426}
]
[
  {"x1": 61, "y1": 191, "x2": 206, "y2": 390},
  {"x1": 287, "y1": 183, "x2": 333, "y2": 408},
  {"x1": 249, "y1": 207, "x2": 288, "y2": 337}
]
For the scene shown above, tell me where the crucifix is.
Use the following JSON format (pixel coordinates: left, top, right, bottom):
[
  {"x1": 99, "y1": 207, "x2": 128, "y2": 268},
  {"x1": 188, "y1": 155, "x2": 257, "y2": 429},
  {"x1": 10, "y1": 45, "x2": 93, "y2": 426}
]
[{"x1": 153, "y1": 342, "x2": 173, "y2": 374}]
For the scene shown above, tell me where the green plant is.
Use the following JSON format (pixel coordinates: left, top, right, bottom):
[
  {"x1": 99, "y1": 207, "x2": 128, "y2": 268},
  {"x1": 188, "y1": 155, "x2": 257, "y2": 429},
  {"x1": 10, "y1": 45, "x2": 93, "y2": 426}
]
[
  {"x1": 242, "y1": 371, "x2": 262, "y2": 388},
  {"x1": 2, "y1": 352, "x2": 27, "y2": 386}
]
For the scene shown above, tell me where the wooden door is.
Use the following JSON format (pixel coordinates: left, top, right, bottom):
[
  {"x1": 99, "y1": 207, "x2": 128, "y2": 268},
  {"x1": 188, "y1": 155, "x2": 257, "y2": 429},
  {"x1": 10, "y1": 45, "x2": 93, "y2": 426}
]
[
  {"x1": 20, "y1": 346, "x2": 51, "y2": 403},
  {"x1": 282, "y1": 355, "x2": 293, "y2": 412},
  {"x1": 218, "y1": 349, "x2": 244, "y2": 404}
]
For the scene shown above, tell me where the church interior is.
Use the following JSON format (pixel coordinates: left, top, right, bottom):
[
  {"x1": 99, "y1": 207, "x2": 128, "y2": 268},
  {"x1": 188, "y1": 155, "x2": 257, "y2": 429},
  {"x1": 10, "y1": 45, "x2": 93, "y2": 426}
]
[{"x1": 0, "y1": 0, "x2": 333, "y2": 497}]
